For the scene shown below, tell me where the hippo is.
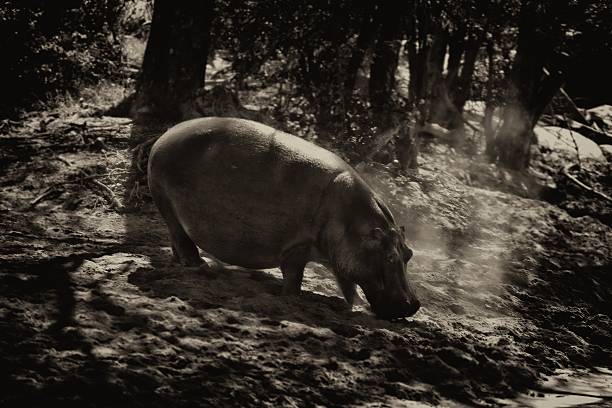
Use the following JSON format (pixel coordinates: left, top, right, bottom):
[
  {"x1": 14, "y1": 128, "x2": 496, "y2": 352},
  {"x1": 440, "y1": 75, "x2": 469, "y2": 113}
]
[{"x1": 147, "y1": 117, "x2": 420, "y2": 319}]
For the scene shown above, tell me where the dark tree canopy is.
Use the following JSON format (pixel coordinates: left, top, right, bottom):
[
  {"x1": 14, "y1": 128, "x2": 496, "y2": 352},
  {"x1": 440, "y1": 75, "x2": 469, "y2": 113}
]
[{"x1": 4, "y1": 0, "x2": 612, "y2": 169}]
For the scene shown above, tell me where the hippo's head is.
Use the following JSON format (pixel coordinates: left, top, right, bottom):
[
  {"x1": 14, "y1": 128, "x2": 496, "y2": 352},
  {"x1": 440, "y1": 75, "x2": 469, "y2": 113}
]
[
  {"x1": 329, "y1": 222, "x2": 420, "y2": 320},
  {"x1": 320, "y1": 176, "x2": 420, "y2": 320},
  {"x1": 356, "y1": 226, "x2": 420, "y2": 319}
]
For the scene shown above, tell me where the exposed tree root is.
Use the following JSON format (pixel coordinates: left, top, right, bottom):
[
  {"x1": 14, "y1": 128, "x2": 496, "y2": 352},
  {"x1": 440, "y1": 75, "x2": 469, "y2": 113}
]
[{"x1": 131, "y1": 135, "x2": 159, "y2": 173}]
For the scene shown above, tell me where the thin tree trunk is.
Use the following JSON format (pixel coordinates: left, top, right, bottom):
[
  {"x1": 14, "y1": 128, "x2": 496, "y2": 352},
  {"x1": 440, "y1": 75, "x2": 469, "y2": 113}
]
[
  {"x1": 131, "y1": 0, "x2": 214, "y2": 123},
  {"x1": 344, "y1": 4, "x2": 381, "y2": 102},
  {"x1": 369, "y1": 2, "x2": 403, "y2": 119},
  {"x1": 406, "y1": 38, "x2": 421, "y2": 103},
  {"x1": 496, "y1": 105, "x2": 533, "y2": 169},
  {"x1": 484, "y1": 40, "x2": 497, "y2": 160},
  {"x1": 401, "y1": 12, "x2": 446, "y2": 170},
  {"x1": 423, "y1": 29, "x2": 448, "y2": 123},
  {"x1": 445, "y1": 27, "x2": 466, "y2": 92},
  {"x1": 397, "y1": 123, "x2": 419, "y2": 170},
  {"x1": 453, "y1": 35, "x2": 481, "y2": 113}
]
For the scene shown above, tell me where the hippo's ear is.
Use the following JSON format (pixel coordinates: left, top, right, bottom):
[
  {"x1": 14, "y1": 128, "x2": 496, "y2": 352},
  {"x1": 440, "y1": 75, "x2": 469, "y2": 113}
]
[
  {"x1": 401, "y1": 245, "x2": 413, "y2": 263},
  {"x1": 362, "y1": 227, "x2": 385, "y2": 250}
]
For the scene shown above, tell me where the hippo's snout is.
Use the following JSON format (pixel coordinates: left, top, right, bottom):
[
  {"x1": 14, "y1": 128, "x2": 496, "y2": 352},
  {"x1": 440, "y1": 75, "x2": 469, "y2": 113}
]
[
  {"x1": 372, "y1": 298, "x2": 421, "y2": 320},
  {"x1": 407, "y1": 298, "x2": 421, "y2": 316}
]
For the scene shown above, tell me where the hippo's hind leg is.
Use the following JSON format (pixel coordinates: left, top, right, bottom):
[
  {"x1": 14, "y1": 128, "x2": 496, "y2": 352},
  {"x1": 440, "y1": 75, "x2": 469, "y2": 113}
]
[
  {"x1": 279, "y1": 244, "x2": 309, "y2": 295},
  {"x1": 151, "y1": 190, "x2": 203, "y2": 267}
]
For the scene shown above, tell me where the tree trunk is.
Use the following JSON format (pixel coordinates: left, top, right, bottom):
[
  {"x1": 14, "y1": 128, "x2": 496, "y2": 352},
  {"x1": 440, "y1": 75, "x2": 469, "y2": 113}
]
[
  {"x1": 484, "y1": 40, "x2": 497, "y2": 160},
  {"x1": 131, "y1": 0, "x2": 214, "y2": 123},
  {"x1": 401, "y1": 13, "x2": 448, "y2": 170},
  {"x1": 406, "y1": 38, "x2": 421, "y2": 103},
  {"x1": 496, "y1": 105, "x2": 533, "y2": 169},
  {"x1": 344, "y1": 4, "x2": 381, "y2": 103},
  {"x1": 452, "y1": 35, "x2": 481, "y2": 113},
  {"x1": 422, "y1": 29, "x2": 448, "y2": 124},
  {"x1": 369, "y1": 2, "x2": 403, "y2": 119},
  {"x1": 445, "y1": 27, "x2": 466, "y2": 92},
  {"x1": 397, "y1": 124, "x2": 419, "y2": 170},
  {"x1": 528, "y1": 67, "x2": 566, "y2": 127},
  {"x1": 495, "y1": 1, "x2": 565, "y2": 170}
]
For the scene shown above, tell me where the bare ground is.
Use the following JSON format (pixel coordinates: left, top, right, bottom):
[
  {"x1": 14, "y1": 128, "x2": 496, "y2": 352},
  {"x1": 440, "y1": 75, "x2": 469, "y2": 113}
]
[{"x1": 1, "y1": 105, "x2": 611, "y2": 407}]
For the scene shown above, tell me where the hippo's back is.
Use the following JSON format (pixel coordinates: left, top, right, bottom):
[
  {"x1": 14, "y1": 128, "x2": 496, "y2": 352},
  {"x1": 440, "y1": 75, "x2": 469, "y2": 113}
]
[{"x1": 148, "y1": 117, "x2": 351, "y2": 268}]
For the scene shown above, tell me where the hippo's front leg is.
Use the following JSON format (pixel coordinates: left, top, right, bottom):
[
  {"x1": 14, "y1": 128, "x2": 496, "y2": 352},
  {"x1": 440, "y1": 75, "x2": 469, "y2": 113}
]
[
  {"x1": 336, "y1": 276, "x2": 358, "y2": 306},
  {"x1": 279, "y1": 245, "x2": 310, "y2": 295}
]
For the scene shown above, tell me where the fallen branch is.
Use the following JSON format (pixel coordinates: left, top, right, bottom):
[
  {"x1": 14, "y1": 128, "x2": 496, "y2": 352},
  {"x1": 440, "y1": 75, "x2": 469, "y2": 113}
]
[
  {"x1": 563, "y1": 164, "x2": 612, "y2": 203},
  {"x1": 552, "y1": 77, "x2": 612, "y2": 145},
  {"x1": 569, "y1": 121, "x2": 612, "y2": 145},
  {"x1": 562, "y1": 114, "x2": 582, "y2": 168},
  {"x1": 420, "y1": 123, "x2": 450, "y2": 139},
  {"x1": 558, "y1": 86, "x2": 590, "y2": 125}
]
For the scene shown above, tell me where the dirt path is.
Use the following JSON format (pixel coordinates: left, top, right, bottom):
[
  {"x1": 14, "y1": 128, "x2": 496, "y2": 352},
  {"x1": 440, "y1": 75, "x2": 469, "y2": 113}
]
[{"x1": 1, "y1": 113, "x2": 611, "y2": 407}]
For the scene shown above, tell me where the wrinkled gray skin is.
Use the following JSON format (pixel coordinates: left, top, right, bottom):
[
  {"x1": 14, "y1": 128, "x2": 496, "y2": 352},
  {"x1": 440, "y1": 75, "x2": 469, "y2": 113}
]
[{"x1": 148, "y1": 117, "x2": 420, "y2": 319}]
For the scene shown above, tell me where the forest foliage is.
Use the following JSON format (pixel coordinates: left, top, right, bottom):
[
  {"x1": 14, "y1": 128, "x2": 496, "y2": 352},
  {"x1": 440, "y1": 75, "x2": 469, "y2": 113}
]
[{"x1": 3, "y1": 0, "x2": 612, "y2": 169}]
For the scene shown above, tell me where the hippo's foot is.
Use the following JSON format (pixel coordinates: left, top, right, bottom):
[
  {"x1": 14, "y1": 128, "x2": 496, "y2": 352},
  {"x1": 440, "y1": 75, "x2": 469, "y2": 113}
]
[
  {"x1": 153, "y1": 190, "x2": 203, "y2": 267},
  {"x1": 281, "y1": 280, "x2": 302, "y2": 296},
  {"x1": 172, "y1": 245, "x2": 204, "y2": 267},
  {"x1": 280, "y1": 246, "x2": 308, "y2": 296},
  {"x1": 196, "y1": 261, "x2": 223, "y2": 279},
  {"x1": 281, "y1": 268, "x2": 303, "y2": 295}
]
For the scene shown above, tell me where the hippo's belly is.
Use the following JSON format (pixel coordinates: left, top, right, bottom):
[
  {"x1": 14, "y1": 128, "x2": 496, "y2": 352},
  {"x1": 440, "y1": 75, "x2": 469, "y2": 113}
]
[
  {"x1": 150, "y1": 118, "x2": 348, "y2": 268},
  {"x1": 170, "y1": 168, "x2": 314, "y2": 268}
]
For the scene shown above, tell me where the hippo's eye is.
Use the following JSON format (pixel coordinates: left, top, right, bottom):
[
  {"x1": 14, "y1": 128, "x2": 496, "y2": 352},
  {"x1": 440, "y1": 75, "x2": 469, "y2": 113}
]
[{"x1": 386, "y1": 252, "x2": 397, "y2": 264}]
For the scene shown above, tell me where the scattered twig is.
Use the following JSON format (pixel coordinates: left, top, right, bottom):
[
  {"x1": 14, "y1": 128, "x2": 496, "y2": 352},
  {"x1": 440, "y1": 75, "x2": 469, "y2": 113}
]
[
  {"x1": 28, "y1": 186, "x2": 59, "y2": 209},
  {"x1": 23, "y1": 167, "x2": 132, "y2": 211},
  {"x1": 562, "y1": 113, "x2": 582, "y2": 168},
  {"x1": 552, "y1": 77, "x2": 612, "y2": 144},
  {"x1": 562, "y1": 163, "x2": 612, "y2": 203},
  {"x1": 458, "y1": 113, "x2": 480, "y2": 133},
  {"x1": 558, "y1": 85, "x2": 590, "y2": 125},
  {"x1": 568, "y1": 121, "x2": 612, "y2": 145},
  {"x1": 90, "y1": 179, "x2": 123, "y2": 210},
  {"x1": 54, "y1": 155, "x2": 72, "y2": 166},
  {"x1": 128, "y1": 180, "x2": 142, "y2": 203}
]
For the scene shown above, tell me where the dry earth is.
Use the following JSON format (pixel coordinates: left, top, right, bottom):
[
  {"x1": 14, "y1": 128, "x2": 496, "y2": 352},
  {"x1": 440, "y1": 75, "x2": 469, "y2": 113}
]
[{"x1": 1, "y1": 107, "x2": 611, "y2": 407}]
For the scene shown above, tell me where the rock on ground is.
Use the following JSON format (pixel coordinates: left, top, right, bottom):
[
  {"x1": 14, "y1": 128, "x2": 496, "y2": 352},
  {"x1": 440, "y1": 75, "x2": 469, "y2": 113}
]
[{"x1": 534, "y1": 125, "x2": 605, "y2": 161}]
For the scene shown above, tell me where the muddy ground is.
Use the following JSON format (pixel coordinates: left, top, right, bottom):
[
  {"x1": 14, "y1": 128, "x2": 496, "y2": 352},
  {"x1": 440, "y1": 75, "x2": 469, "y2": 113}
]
[{"x1": 1, "y1": 100, "x2": 612, "y2": 407}]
